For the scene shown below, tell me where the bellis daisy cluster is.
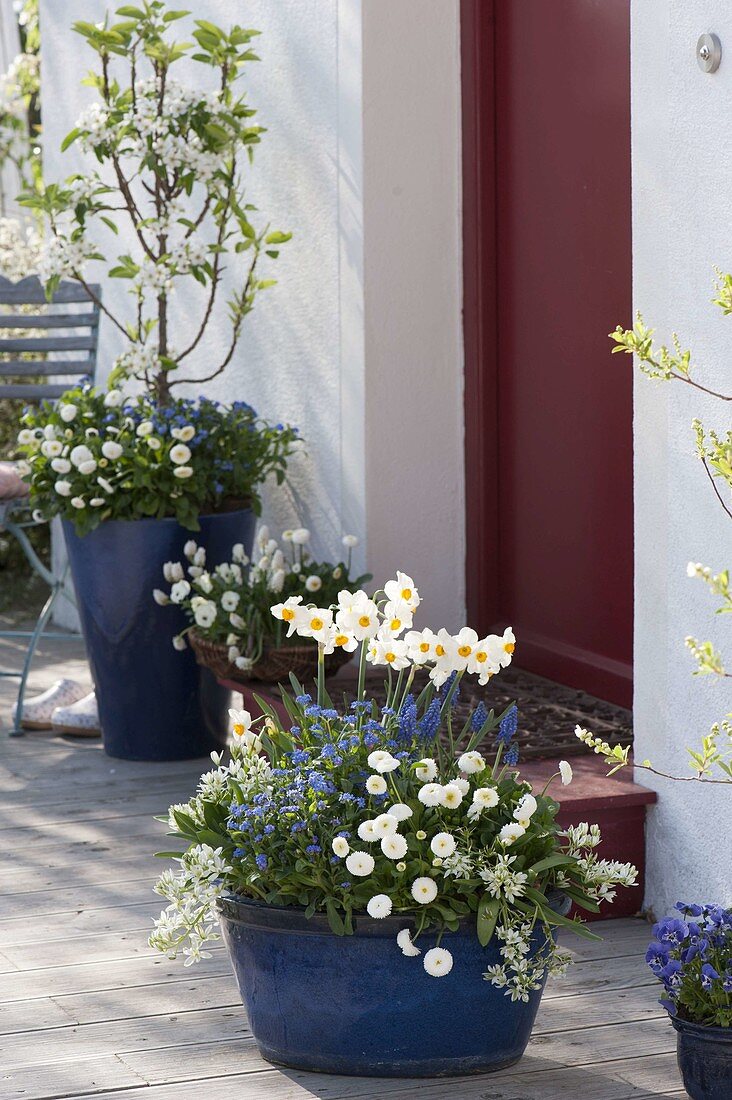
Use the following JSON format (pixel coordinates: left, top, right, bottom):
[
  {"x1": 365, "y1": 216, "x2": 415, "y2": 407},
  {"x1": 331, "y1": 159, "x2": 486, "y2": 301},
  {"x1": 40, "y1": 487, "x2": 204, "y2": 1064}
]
[{"x1": 151, "y1": 573, "x2": 636, "y2": 989}]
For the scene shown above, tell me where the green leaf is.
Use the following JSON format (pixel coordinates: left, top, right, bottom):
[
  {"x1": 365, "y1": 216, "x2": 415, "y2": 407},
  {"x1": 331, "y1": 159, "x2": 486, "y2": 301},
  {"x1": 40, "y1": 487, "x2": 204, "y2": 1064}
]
[
  {"x1": 325, "y1": 898, "x2": 345, "y2": 936},
  {"x1": 61, "y1": 128, "x2": 82, "y2": 152},
  {"x1": 477, "y1": 895, "x2": 500, "y2": 947},
  {"x1": 529, "y1": 854, "x2": 576, "y2": 876}
]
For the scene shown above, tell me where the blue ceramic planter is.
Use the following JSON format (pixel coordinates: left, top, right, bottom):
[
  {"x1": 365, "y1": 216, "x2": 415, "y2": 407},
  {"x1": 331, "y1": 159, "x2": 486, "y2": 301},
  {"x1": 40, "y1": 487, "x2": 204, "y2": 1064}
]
[
  {"x1": 673, "y1": 1017, "x2": 732, "y2": 1100},
  {"x1": 218, "y1": 893, "x2": 569, "y2": 1077},
  {"x1": 63, "y1": 509, "x2": 254, "y2": 761}
]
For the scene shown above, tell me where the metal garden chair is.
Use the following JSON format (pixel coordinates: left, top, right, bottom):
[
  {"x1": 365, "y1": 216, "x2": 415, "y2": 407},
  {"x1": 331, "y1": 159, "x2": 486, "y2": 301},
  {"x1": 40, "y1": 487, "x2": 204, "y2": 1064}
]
[{"x1": 0, "y1": 275, "x2": 100, "y2": 735}]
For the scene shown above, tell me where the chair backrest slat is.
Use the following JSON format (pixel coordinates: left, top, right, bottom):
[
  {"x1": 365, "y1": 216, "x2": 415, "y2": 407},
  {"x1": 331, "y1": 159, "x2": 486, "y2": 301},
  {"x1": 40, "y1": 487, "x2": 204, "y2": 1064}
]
[
  {"x1": 1, "y1": 383, "x2": 72, "y2": 399},
  {"x1": 0, "y1": 276, "x2": 101, "y2": 402},
  {"x1": 0, "y1": 312, "x2": 99, "y2": 329},
  {"x1": 0, "y1": 359, "x2": 93, "y2": 377}
]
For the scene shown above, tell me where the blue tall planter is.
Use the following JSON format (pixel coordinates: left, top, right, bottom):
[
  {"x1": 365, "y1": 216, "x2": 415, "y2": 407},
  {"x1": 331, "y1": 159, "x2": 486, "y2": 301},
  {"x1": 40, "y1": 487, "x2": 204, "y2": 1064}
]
[
  {"x1": 218, "y1": 894, "x2": 569, "y2": 1077},
  {"x1": 673, "y1": 1017, "x2": 732, "y2": 1100},
  {"x1": 63, "y1": 509, "x2": 255, "y2": 761}
]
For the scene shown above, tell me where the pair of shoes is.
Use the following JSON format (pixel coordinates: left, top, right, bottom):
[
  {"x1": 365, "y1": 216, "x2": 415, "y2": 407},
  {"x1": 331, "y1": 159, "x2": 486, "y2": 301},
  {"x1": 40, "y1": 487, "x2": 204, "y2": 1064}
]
[
  {"x1": 52, "y1": 692, "x2": 100, "y2": 738},
  {"x1": 12, "y1": 678, "x2": 87, "y2": 730}
]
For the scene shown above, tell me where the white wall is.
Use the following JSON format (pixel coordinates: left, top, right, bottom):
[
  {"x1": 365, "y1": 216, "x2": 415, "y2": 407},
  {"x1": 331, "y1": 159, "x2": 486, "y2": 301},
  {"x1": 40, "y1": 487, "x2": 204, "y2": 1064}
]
[
  {"x1": 41, "y1": 0, "x2": 465, "y2": 631},
  {"x1": 632, "y1": 1, "x2": 732, "y2": 916}
]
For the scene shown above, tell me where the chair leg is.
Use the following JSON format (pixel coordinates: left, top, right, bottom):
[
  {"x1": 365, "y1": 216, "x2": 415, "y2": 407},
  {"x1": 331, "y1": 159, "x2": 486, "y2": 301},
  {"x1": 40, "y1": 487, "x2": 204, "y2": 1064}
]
[{"x1": 9, "y1": 582, "x2": 64, "y2": 738}]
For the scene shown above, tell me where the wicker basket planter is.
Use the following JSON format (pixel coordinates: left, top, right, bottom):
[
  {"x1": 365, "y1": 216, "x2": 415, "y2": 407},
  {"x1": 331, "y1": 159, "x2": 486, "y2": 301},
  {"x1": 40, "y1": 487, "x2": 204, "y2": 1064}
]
[{"x1": 189, "y1": 631, "x2": 353, "y2": 685}]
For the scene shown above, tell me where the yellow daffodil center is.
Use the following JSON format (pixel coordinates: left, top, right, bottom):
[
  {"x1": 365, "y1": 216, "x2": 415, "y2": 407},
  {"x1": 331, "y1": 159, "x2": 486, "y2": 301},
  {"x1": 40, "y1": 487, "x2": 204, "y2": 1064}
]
[
  {"x1": 335, "y1": 634, "x2": 349, "y2": 647},
  {"x1": 385, "y1": 651, "x2": 396, "y2": 663},
  {"x1": 401, "y1": 587, "x2": 412, "y2": 600},
  {"x1": 504, "y1": 642, "x2": 515, "y2": 653},
  {"x1": 282, "y1": 608, "x2": 295, "y2": 621},
  {"x1": 358, "y1": 615, "x2": 371, "y2": 627},
  {"x1": 419, "y1": 642, "x2": 430, "y2": 653},
  {"x1": 475, "y1": 650, "x2": 487, "y2": 663},
  {"x1": 233, "y1": 724, "x2": 245, "y2": 735},
  {"x1": 435, "y1": 644, "x2": 445, "y2": 657},
  {"x1": 458, "y1": 645, "x2": 472, "y2": 657},
  {"x1": 390, "y1": 618, "x2": 401, "y2": 631},
  {"x1": 311, "y1": 617, "x2": 324, "y2": 631}
]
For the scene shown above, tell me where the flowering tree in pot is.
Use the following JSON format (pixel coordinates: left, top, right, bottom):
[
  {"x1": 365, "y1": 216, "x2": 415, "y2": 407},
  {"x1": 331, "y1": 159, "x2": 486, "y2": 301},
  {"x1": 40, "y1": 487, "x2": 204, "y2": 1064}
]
[
  {"x1": 149, "y1": 573, "x2": 636, "y2": 1076},
  {"x1": 14, "y1": 2, "x2": 298, "y2": 760}
]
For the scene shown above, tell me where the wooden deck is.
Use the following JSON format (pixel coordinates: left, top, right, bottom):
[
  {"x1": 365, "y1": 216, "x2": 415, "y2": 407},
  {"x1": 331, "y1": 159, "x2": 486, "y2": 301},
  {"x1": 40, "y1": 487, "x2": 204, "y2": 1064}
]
[{"x1": 0, "y1": 646, "x2": 685, "y2": 1099}]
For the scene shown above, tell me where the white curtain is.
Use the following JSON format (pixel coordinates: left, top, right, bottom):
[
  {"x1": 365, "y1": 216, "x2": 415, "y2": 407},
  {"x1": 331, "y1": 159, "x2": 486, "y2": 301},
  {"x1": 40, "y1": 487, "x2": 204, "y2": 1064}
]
[{"x1": 0, "y1": 0, "x2": 22, "y2": 216}]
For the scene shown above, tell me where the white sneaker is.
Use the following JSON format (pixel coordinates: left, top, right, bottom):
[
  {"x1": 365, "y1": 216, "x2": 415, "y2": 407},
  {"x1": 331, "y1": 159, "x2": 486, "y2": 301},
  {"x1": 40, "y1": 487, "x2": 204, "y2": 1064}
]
[
  {"x1": 11, "y1": 678, "x2": 88, "y2": 730},
  {"x1": 51, "y1": 691, "x2": 100, "y2": 738}
]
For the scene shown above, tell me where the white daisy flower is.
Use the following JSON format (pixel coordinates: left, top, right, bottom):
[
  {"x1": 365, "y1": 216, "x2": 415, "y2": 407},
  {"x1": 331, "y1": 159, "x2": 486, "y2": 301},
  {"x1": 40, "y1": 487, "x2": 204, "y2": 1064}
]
[
  {"x1": 439, "y1": 783, "x2": 464, "y2": 808},
  {"x1": 559, "y1": 760, "x2": 573, "y2": 785},
  {"x1": 54, "y1": 480, "x2": 72, "y2": 496},
  {"x1": 430, "y1": 832, "x2": 457, "y2": 857},
  {"x1": 332, "y1": 836, "x2": 349, "y2": 858},
  {"x1": 381, "y1": 833, "x2": 408, "y2": 860},
  {"x1": 411, "y1": 877, "x2": 438, "y2": 904},
  {"x1": 415, "y1": 758, "x2": 438, "y2": 782},
  {"x1": 367, "y1": 750, "x2": 400, "y2": 774},
  {"x1": 397, "y1": 928, "x2": 421, "y2": 957},
  {"x1": 513, "y1": 793, "x2": 537, "y2": 828},
  {"x1": 342, "y1": 534, "x2": 359, "y2": 547},
  {"x1": 452, "y1": 777, "x2": 470, "y2": 795},
  {"x1": 418, "y1": 783, "x2": 443, "y2": 807},
  {"x1": 101, "y1": 440, "x2": 123, "y2": 460},
  {"x1": 51, "y1": 458, "x2": 71, "y2": 474},
  {"x1": 357, "y1": 820, "x2": 378, "y2": 843},
  {"x1": 366, "y1": 775, "x2": 387, "y2": 795},
  {"x1": 388, "y1": 803, "x2": 413, "y2": 821},
  {"x1": 366, "y1": 894, "x2": 392, "y2": 919},
  {"x1": 423, "y1": 946, "x2": 453, "y2": 977},
  {"x1": 345, "y1": 851, "x2": 375, "y2": 877},
  {"x1": 371, "y1": 813, "x2": 399, "y2": 838},
  {"x1": 59, "y1": 403, "x2": 77, "y2": 422},
  {"x1": 305, "y1": 575, "x2": 322, "y2": 593},
  {"x1": 499, "y1": 823, "x2": 526, "y2": 846},
  {"x1": 173, "y1": 466, "x2": 193, "y2": 479},
  {"x1": 458, "y1": 750, "x2": 486, "y2": 775}
]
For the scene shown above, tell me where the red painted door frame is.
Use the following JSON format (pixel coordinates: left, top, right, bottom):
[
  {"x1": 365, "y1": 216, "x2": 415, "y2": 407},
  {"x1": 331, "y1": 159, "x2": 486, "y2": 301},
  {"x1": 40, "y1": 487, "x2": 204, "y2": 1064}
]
[{"x1": 461, "y1": 0, "x2": 633, "y2": 707}]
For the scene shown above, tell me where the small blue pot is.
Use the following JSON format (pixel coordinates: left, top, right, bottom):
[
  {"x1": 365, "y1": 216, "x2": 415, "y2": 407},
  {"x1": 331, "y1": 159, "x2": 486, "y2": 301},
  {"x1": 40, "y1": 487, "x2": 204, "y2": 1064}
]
[
  {"x1": 218, "y1": 893, "x2": 568, "y2": 1077},
  {"x1": 673, "y1": 1016, "x2": 732, "y2": 1100},
  {"x1": 63, "y1": 509, "x2": 254, "y2": 761}
]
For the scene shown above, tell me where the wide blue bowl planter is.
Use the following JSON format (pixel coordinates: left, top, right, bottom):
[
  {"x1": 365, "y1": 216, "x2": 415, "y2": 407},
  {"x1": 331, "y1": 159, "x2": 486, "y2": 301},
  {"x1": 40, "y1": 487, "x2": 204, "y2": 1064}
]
[
  {"x1": 218, "y1": 893, "x2": 569, "y2": 1077},
  {"x1": 63, "y1": 508, "x2": 255, "y2": 761},
  {"x1": 673, "y1": 1017, "x2": 732, "y2": 1100}
]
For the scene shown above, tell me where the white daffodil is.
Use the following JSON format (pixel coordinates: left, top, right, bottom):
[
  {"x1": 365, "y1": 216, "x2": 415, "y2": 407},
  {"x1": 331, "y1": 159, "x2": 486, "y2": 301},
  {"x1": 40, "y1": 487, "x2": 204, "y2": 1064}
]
[
  {"x1": 404, "y1": 627, "x2": 439, "y2": 665},
  {"x1": 332, "y1": 836, "x2": 349, "y2": 858},
  {"x1": 484, "y1": 627, "x2": 516, "y2": 669},
  {"x1": 415, "y1": 757, "x2": 438, "y2": 782},
  {"x1": 411, "y1": 877, "x2": 438, "y2": 904},
  {"x1": 296, "y1": 607, "x2": 334, "y2": 645},
  {"x1": 51, "y1": 458, "x2": 71, "y2": 474},
  {"x1": 170, "y1": 580, "x2": 191, "y2": 604},
  {"x1": 172, "y1": 425, "x2": 195, "y2": 442},
  {"x1": 467, "y1": 640, "x2": 501, "y2": 685},
  {"x1": 423, "y1": 946, "x2": 453, "y2": 977},
  {"x1": 439, "y1": 783, "x2": 464, "y2": 809},
  {"x1": 514, "y1": 793, "x2": 537, "y2": 828},
  {"x1": 366, "y1": 637, "x2": 410, "y2": 670},
  {"x1": 270, "y1": 595, "x2": 304, "y2": 636},
  {"x1": 357, "y1": 820, "x2": 378, "y2": 843},
  {"x1": 169, "y1": 443, "x2": 192, "y2": 465},
  {"x1": 332, "y1": 628, "x2": 359, "y2": 652},
  {"x1": 451, "y1": 626, "x2": 481, "y2": 671},
  {"x1": 70, "y1": 444, "x2": 93, "y2": 467},
  {"x1": 381, "y1": 833, "x2": 408, "y2": 860},
  {"x1": 367, "y1": 750, "x2": 400, "y2": 774},
  {"x1": 366, "y1": 894, "x2": 393, "y2": 919},
  {"x1": 458, "y1": 750, "x2": 486, "y2": 775},
  {"x1": 228, "y1": 708, "x2": 253, "y2": 737},
  {"x1": 336, "y1": 593, "x2": 380, "y2": 641},
  {"x1": 345, "y1": 851, "x2": 375, "y2": 877},
  {"x1": 101, "y1": 440, "x2": 123, "y2": 460},
  {"x1": 418, "y1": 783, "x2": 443, "y2": 807},
  {"x1": 430, "y1": 832, "x2": 457, "y2": 857},
  {"x1": 381, "y1": 600, "x2": 414, "y2": 637},
  {"x1": 366, "y1": 775, "x2": 387, "y2": 795},
  {"x1": 59, "y1": 403, "x2": 77, "y2": 422},
  {"x1": 384, "y1": 571, "x2": 420, "y2": 612},
  {"x1": 559, "y1": 760, "x2": 573, "y2": 786},
  {"x1": 397, "y1": 928, "x2": 421, "y2": 957},
  {"x1": 388, "y1": 803, "x2": 413, "y2": 821},
  {"x1": 193, "y1": 600, "x2": 217, "y2": 629},
  {"x1": 41, "y1": 439, "x2": 63, "y2": 458},
  {"x1": 429, "y1": 629, "x2": 460, "y2": 687},
  {"x1": 499, "y1": 823, "x2": 526, "y2": 846}
]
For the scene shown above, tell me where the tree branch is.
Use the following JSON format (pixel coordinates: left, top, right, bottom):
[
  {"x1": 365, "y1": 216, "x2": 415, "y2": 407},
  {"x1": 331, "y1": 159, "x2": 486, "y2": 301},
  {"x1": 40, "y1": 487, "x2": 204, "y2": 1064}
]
[{"x1": 701, "y1": 456, "x2": 732, "y2": 522}]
